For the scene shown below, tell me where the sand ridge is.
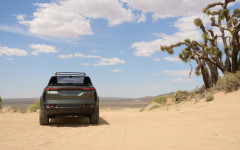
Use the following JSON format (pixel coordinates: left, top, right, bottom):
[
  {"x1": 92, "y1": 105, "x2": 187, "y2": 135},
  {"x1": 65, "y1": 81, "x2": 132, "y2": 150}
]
[{"x1": 0, "y1": 90, "x2": 240, "y2": 150}]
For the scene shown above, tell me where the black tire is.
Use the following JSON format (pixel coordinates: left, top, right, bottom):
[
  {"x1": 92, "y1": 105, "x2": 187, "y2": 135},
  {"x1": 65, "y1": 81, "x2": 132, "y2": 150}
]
[
  {"x1": 90, "y1": 106, "x2": 99, "y2": 124},
  {"x1": 39, "y1": 109, "x2": 49, "y2": 125}
]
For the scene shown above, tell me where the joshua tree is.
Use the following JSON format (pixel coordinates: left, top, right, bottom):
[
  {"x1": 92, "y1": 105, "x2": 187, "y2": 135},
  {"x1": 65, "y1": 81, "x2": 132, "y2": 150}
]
[{"x1": 161, "y1": 0, "x2": 240, "y2": 88}]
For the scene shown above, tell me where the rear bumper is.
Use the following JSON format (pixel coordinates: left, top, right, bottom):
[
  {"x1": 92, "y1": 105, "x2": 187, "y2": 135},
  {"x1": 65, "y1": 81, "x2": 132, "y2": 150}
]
[
  {"x1": 42, "y1": 107, "x2": 95, "y2": 117},
  {"x1": 41, "y1": 99, "x2": 97, "y2": 117}
]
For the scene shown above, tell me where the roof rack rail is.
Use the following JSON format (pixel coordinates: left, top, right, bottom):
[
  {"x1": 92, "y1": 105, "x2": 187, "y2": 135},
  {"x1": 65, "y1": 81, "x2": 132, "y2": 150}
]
[{"x1": 55, "y1": 72, "x2": 86, "y2": 76}]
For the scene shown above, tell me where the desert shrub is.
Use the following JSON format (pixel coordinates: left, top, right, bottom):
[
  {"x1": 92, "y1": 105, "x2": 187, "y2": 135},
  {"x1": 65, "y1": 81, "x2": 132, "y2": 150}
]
[
  {"x1": 216, "y1": 72, "x2": 239, "y2": 93},
  {"x1": 152, "y1": 96, "x2": 167, "y2": 104},
  {"x1": 139, "y1": 107, "x2": 144, "y2": 112},
  {"x1": 174, "y1": 90, "x2": 193, "y2": 103},
  {"x1": 27, "y1": 100, "x2": 40, "y2": 112},
  {"x1": 11, "y1": 106, "x2": 16, "y2": 112},
  {"x1": 19, "y1": 109, "x2": 26, "y2": 113},
  {"x1": 205, "y1": 93, "x2": 214, "y2": 102},
  {"x1": 194, "y1": 85, "x2": 206, "y2": 95},
  {"x1": 235, "y1": 71, "x2": 240, "y2": 80},
  {"x1": 145, "y1": 102, "x2": 161, "y2": 111},
  {"x1": 143, "y1": 95, "x2": 171, "y2": 111}
]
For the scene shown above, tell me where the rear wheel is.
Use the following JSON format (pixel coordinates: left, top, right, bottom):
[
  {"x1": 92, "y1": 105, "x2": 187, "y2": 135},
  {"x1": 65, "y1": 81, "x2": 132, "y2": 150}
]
[
  {"x1": 90, "y1": 106, "x2": 99, "y2": 124},
  {"x1": 39, "y1": 109, "x2": 49, "y2": 125}
]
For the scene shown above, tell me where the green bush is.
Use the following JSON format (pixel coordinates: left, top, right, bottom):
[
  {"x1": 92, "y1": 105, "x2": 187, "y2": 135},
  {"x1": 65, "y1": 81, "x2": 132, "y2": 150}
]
[
  {"x1": 216, "y1": 72, "x2": 239, "y2": 93},
  {"x1": 152, "y1": 96, "x2": 167, "y2": 104},
  {"x1": 27, "y1": 100, "x2": 40, "y2": 112},
  {"x1": 206, "y1": 93, "x2": 214, "y2": 102}
]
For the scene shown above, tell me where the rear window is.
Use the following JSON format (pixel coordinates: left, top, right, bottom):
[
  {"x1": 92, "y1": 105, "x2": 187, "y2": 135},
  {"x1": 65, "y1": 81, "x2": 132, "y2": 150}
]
[{"x1": 48, "y1": 76, "x2": 92, "y2": 86}]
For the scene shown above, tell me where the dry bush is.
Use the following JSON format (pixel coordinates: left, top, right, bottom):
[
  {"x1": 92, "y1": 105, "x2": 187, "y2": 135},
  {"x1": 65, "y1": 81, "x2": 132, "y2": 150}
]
[
  {"x1": 139, "y1": 107, "x2": 144, "y2": 112},
  {"x1": 152, "y1": 96, "x2": 167, "y2": 105},
  {"x1": 174, "y1": 90, "x2": 194, "y2": 103},
  {"x1": 144, "y1": 102, "x2": 162, "y2": 111},
  {"x1": 27, "y1": 100, "x2": 40, "y2": 112},
  {"x1": 194, "y1": 85, "x2": 206, "y2": 95},
  {"x1": 142, "y1": 95, "x2": 172, "y2": 111},
  {"x1": 205, "y1": 93, "x2": 214, "y2": 102},
  {"x1": 216, "y1": 72, "x2": 240, "y2": 93}
]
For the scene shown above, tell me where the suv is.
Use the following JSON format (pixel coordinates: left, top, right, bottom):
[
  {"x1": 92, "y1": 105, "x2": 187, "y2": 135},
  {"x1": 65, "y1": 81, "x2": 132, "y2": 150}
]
[{"x1": 39, "y1": 72, "x2": 99, "y2": 125}]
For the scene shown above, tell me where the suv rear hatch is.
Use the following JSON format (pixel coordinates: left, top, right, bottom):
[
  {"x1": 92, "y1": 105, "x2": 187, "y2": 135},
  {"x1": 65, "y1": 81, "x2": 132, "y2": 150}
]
[{"x1": 44, "y1": 76, "x2": 96, "y2": 108}]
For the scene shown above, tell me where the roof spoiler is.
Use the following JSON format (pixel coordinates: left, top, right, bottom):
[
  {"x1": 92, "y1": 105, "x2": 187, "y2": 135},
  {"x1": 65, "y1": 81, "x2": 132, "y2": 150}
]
[{"x1": 55, "y1": 72, "x2": 86, "y2": 76}]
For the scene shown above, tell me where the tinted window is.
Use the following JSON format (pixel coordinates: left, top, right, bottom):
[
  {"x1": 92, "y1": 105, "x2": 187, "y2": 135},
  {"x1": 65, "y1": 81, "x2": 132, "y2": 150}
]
[
  {"x1": 48, "y1": 76, "x2": 92, "y2": 86},
  {"x1": 57, "y1": 76, "x2": 84, "y2": 84}
]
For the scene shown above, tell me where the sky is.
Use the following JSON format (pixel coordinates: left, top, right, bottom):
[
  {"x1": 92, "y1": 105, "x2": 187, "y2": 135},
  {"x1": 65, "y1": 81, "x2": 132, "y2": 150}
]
[{"x1": 0, "y1": 0, "x2": 239, "y2": 98}]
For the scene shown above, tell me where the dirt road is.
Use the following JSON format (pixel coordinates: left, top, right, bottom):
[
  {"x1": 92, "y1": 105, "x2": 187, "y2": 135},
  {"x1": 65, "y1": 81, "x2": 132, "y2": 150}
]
[{"x1": 1, "y1": 91, "x2": 240, "y2": 150}]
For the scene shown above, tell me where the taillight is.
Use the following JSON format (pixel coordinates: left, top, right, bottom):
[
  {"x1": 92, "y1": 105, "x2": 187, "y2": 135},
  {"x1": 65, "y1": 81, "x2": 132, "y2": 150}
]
[
  {"x1": 45, "y1": 87, "x2": 95, "y2": 91},
  {"x1": 81, "y1": 88, "x2": 95, "y2": 91},
  {"x1": 50, "y1": 104, "x2": 56, "y2": 108},
  {"x1": 45, "y1": 87, "x2": 60, "y2": 91},
  {"x1": 49, "y1": 88, "x2": 60, "y2": 90},
  {"x1": 84, "y1": 104, "x2": 91, "y2": 107}
]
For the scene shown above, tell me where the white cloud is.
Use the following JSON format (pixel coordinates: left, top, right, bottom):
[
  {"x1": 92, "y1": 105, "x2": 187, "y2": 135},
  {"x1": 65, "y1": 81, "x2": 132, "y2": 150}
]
[
  {"x1": 17, "y1": 3, "x2": 93, "y2": 38},
  {"x1": 75, "y1": 53, "x2": 101, "y2": 59},
  {"x1": 93, "y1": 57, "x2": 125, "y2": 66},
  {"x1": 112, "y1": 69, "x2": 123, "y2": 72},
  {"x1": 132, "y1": 39, "x2": 162, "y2": 57},
  {"x1": 80, "y1": 63, "x2": 91, "y2": 66},
  {"x1": 161, "y1": 70, "x2": 190, "y2": 77},
  {"x1": 30, "y1": 44, "x2": 58, "y2": 55},
  {"x1": 0, "y1": 25, "x2": 46, "y2": 39},
  {"x1": 164, "y1": 56, "x2": 181, "y2": 63},
  {"x1": 58, "y1": 54, "x2": 73, "y2": 59},
  {"x1": 17, "y1": 0, "x2": 136, "y2": 38},
  {"x1": 172, "y1": 78, "x2": 193, "y2": 82},
  {"x1": 132, "y1": 15, "x2": 210, "y2": 57},
  {"x1": 14, "y1": 0, "x2": 240, "y2": 39},
  {"x1": 137, "y1": 13, "x2": 146, "y2": 23},
  {"x1": 0, "y1": 46, "x2": 28, "y2": 56},
  {"x1": 16, "y1": 14, "x2": 25, "y2": 20},
  {"x1": 122, "y1": 0, "x2": 219, "y2": 19},
  {"x1": 58, "y1": 52, "x2": 125, "y2": 66}
]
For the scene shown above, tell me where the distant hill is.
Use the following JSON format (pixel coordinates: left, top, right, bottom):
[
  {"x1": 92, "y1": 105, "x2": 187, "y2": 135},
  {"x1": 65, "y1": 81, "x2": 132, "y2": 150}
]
[
  {"x1": 1, "y1": 98, "x2": 38, "y2": 109},
  {"x1": 1, "y1": 92, "x2": 173, "y2": 109}
]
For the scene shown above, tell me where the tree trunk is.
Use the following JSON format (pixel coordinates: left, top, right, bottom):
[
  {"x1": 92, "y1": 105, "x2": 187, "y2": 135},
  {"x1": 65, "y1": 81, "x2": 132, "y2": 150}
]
[
  {"x1": 206, "y1": 61, "x2": 219, "y2": 85},
  {"x1": 200, "y1": 61, "x2": 212, "y2": 88},
  {"x1": 231, "y1": 34, "x2": 240, "y2": 73}
]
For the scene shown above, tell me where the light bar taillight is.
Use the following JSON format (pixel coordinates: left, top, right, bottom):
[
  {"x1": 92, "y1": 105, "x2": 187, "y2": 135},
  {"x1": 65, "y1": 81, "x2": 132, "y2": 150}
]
[
  {"x1": 81, "y1": 88, "x2": 95, "y2": 91},
  {"x1": 45, "y1": 87, "x2": 95, "y2": 91}
]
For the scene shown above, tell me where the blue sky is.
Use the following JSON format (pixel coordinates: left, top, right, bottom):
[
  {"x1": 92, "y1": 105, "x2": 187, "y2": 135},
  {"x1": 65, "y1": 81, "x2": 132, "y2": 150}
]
[{"x1": 0, "y1": 0, "x2": 239, "y2": 98}]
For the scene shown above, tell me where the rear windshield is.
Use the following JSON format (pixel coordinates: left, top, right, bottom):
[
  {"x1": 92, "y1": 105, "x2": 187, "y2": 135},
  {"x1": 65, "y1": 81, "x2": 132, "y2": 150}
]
[{"x1": 48, "y1": 76, "x2": 92, "y2": 86}]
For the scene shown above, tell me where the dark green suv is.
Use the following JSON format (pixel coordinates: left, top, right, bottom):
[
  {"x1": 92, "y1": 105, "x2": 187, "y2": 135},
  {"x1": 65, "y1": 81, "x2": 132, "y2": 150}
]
[{"x1": 39, "y1": 72, "x2": 99, "y2": 125}]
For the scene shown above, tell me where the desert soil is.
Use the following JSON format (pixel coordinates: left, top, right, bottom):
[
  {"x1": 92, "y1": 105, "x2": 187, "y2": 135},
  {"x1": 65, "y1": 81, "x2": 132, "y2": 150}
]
[{"x1": 0, "y1": 90, "x2": 240, "y2": 150}]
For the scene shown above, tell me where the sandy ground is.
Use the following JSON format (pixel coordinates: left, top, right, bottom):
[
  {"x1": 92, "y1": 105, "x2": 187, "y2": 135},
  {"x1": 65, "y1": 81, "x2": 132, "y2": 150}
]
[{"x1": 1, "y1": 90, "x2": 240, "y2": 150}]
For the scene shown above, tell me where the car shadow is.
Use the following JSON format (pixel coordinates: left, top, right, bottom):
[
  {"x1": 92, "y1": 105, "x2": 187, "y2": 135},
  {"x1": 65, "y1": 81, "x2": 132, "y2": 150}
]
[{"x1": 48, "y1": 116, "x2": 109, "y2": 127}]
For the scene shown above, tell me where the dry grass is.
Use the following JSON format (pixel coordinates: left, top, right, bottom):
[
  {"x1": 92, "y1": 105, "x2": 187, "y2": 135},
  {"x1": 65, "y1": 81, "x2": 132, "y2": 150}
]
[
  {"x1": 27, "y1": 100, "x2": 40, "y2": 112},
  {"x1": 216, "y1": 72, "x2": 240, "y2": 93}
]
